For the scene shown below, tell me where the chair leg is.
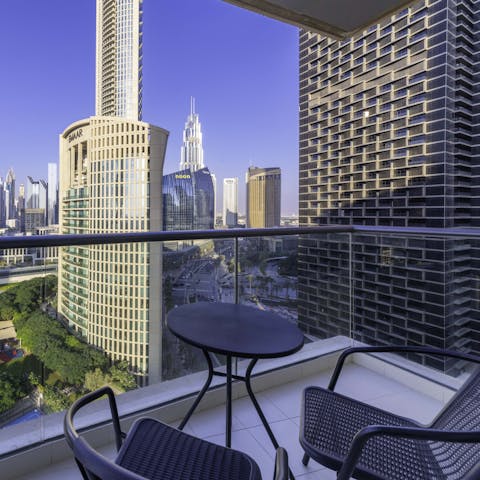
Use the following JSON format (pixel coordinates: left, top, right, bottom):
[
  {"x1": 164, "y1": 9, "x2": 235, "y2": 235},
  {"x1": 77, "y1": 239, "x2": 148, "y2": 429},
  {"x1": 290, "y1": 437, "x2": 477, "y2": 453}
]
[{"x1": 302, "y1": 453, "x2": 310, "y2": 466}]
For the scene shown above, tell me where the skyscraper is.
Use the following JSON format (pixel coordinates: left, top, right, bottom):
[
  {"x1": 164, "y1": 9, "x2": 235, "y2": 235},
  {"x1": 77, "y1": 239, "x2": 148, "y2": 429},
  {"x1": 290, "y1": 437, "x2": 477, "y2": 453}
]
[
  {"x1": 47, "y1": 163, "x2": 58, "y2": 225},
  {"x1": 180, "y1": 97, "x2": 204, "y2": 172},
  {"x1": 163, "y1": 167, "x2": 215, "y2": 231},
  {"x1": 0, "y1": 180, "x2": 5, "y2": 228},
  {"x1": 4, "y1": 168, "x2": 15, "y2": 221},
  {"x1": 246, "y1": 166, "x2": 281, "y2": 228},
  {"x1": 95, "y1": 0, "x2": 143, "y2": 120},
  {"x1": 25, "y1": 177, "x2": 47, "y2": 210},
  {"x1": 223, "y1": 177, "x2": 238, "y2": 227},
  {"x1": 298, "y1": 0, "x2": 480, "y2": 371},
  {"x1": 58, "y1": 0, "x2": 168, "y2": 385}
]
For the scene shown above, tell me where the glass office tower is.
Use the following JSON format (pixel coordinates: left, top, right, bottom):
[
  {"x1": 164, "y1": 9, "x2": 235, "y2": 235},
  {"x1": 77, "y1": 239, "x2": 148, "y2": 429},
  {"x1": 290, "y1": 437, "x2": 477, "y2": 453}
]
[
  {"x1": 163, "y1": 167, "x2": 215, "y2": 231},
  {"x1": 298, "y1": 0, "x2": 480, "y2": 373}
]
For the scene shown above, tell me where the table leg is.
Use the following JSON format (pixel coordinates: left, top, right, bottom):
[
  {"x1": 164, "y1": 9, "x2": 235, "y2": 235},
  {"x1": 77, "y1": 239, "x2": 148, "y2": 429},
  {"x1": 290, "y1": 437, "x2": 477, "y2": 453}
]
[
  {"x1": 226, "y1": 354, "x2": 232, "y2": 448},
  {"x1": 178, "y1": 348, "x2": 214, "y2": 430},
  {"x1": 245, "y1": 359, "x2": 296, "y2": 480}
]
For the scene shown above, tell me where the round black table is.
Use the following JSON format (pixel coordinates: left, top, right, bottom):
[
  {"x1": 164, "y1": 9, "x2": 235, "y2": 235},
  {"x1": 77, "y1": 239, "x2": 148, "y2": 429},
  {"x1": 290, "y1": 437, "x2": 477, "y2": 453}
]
[{"x1": 167, "y1": 302, "x2": 304, "y2": 478}]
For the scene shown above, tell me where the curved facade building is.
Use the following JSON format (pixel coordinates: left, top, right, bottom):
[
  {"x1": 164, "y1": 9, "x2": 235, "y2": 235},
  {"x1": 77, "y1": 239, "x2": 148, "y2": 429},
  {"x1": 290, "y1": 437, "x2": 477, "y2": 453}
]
[
  {"x1": 58, "y1": 116, "x2": 168, "y2": 384},
  {"x1": 163, "y1": 167, "x2": 214, "y2": 231}
]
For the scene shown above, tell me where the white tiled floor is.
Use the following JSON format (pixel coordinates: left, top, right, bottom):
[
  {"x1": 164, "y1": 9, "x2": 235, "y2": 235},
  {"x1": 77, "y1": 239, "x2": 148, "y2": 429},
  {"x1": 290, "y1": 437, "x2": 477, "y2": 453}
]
[{"x1": 17, "y1": 363, "x2": 445, "y2": 479}]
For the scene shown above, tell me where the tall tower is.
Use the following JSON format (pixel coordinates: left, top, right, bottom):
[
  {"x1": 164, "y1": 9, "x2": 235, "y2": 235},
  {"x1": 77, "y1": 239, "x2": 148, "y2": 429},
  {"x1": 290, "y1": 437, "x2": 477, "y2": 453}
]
[
  {"x1": 298, "y1": 0, "x2": 480, "y2": 372},
  {"x1": 223, "y1": 177, "x2": 238, "y2": 227},
  {"x1": 180, "y1": 97, "x2": 204, "y2": 172},
  {"x1": 95, "y1": 0, "x2": 143, "y2": 120},
  {"x1": 4, "y1": 168, "x2": 15, "y2": 221},
  {"x1": 246, "y1": 166, "x2": 281, "y2": 228},
  {"x1": 47, "y1": 163, "x2": 58, "y2": 225},
  {"x1": 58, "y1": 0, "x2": 169, "y2": 385}
]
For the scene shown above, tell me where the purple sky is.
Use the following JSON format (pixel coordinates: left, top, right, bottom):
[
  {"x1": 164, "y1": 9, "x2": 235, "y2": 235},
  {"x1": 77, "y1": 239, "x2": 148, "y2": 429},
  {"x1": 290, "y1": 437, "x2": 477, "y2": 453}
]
[{"x1": 0, "y1": 0, "x2": 299, "y2": 215}]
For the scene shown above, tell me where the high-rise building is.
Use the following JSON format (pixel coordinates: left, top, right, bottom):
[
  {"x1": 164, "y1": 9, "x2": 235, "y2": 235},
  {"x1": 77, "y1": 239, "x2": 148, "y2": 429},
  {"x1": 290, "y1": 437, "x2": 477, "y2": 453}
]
[
  {"x1": 298, "y1": 0, "x2": 480, "y2": 372},
  {"x1": 223, "y1": 177, "x2": 238, "y2": 227},
  {"x1": 180, "y1": 97, "x2": 204, "y2": 172},
  {"x1": 4, "y1": 168, "x2": 15, "y2": 221},
  {"x1": 58, "y1": 0, "x2": 168, "y2": 385},
  {"x1": 211, "y1": 173, "x2": 217, "y2": 221},
  {"x1": 47, "y1": 163, "x2": 58, "y2": 225},
  {"x1": 25, "y1": 177, "x2": 47, "y2": 229},
  {"x1": 163, "y1": 167, "x2": 215, "y2": 231},
  {"x1": 0, "y1": 180, "x2": 5, "y2": 228},
  {"x1": 246, "y1": 166, "x2": 281, "y2": 228},
  {"x1": 17, "y1": 184, "x2": 25, "y2": 232},
  {"x1": 95, "y1": 0, "x2": 143, "y2": 120}
]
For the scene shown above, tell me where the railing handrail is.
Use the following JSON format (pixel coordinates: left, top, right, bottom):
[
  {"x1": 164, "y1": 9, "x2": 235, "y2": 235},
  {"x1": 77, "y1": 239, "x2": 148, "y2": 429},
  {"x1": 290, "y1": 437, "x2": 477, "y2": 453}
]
[
  {"x1": 0, "y1": 226, "x2": 352, "y2": 249},
  {"x1": 1, "y1": 224, "x2": 480, "y2": 249}
]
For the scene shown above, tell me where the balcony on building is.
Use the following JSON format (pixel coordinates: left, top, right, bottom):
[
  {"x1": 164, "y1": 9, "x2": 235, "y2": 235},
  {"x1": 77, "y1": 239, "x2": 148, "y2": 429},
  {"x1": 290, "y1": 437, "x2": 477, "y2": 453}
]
[{"x1": 0, "y1": 225, "x2": 476, "y2": 479}]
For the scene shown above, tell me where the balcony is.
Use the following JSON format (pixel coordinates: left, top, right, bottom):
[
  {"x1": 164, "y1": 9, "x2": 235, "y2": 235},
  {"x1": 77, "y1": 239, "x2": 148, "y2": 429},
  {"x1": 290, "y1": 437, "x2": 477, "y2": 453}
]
[
  {"x1": 5, "y1": 341, "x2": 458, "y2": 480},
  {"x1": 0, "y1": 225, "x2": 477, "y2": 479}
]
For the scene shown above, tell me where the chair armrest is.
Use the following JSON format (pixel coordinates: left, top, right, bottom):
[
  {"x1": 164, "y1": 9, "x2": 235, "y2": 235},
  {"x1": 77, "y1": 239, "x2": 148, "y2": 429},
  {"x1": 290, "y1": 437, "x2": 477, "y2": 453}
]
[
  {"x1": 337, "y1": 424, "x2": 480, "y2": 480},
  {"x1": 273, "y1": 447, "x2": 289, "y2": 480},
  {"x1": 64, "y1": 386, "x2": 124, "y2": 452},
  {"x1": 328, "y1": 346, "x2": 480, "y2": 390}
]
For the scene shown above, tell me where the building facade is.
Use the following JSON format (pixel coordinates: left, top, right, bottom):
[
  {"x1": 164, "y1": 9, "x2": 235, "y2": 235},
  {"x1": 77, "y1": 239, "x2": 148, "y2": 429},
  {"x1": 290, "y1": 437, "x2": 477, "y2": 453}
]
[
  {"x1": 95, "y1": 0, "x2": 143, "y2": 121},
  {"x1": 223, "y1": 177, "x2": 239, "y2": 227},
  {"x1": 58, "y1": 117, "x2": 168, "y2": 384},
  {"x1": 298, "y1": 0, "x2": 480, "y2": 372},
  {"x1": 58, "y1": 0, "x2": 169, "y2": 385},
  {"x1": 163, "y1": 167, "x2": 215, "y2": 231},
  {"x1": 47, "y1": 163, "x2": 58, "y2": 225},
  {"x1": 4, "y1": 168, "x2": 15, "y2": 221},
  {"x1": 246, "y1": 166, "x2": 281, "y2": 228}
]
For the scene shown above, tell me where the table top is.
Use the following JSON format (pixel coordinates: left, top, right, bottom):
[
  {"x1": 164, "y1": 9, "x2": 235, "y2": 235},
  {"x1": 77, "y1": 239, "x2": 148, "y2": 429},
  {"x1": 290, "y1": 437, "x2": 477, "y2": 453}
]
[{"x1": 167, "y1": 302, "x2": 304, "y2": 359}]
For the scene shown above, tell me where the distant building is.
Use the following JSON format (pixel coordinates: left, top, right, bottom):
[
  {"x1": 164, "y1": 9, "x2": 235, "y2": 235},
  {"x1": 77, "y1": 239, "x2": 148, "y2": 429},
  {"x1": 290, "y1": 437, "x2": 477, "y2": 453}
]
[
  {"x1": 17, "y1": 184, "x2": 25, "y2": 232},
  {"x1": 24, "y1": 208, "x2": 46, "y2": 233},
  {"x1": 4, "y1": 168, "x2": 15, "y2": 221},
  {"x1": 0, "y1": 181, "x2": 5, "y2": 228},
  {"x1": 47, "y1": 163, "x2": 58, "y2": 225},
  {"x1": 246, "y1": 166, "x2": 281, "y2": 228},
  {"x1": 223, "y1": 177, "x2": 238, "y2": 227},
  {"x1": 180, "y1": 97, "x2": 204, "y2": 172},
  {"x1": 163, "y1": 167, "x2": 215, "y2": 231},
  {"x1": 25, "y1": 177, "x2": 47, "y2": 227},
  {"x1": 211, "y1": 173, "x2": 217, "y2": 221}
]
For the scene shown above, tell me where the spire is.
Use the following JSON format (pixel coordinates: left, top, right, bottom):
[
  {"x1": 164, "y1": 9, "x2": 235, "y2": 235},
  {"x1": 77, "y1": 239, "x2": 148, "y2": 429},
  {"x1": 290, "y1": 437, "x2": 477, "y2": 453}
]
[
  {"x1": 180, "y1": 98, "x2": 204, "y2": 172},
  {"x1": 190, "y1": 96, "x2": 196, "y2": 116}
]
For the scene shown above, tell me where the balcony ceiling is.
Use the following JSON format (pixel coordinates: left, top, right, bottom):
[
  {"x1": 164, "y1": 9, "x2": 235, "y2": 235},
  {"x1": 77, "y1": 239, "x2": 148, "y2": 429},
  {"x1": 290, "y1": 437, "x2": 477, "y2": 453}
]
[{"x1": 222, "y1": 0, "x2": 419, "y2": 39}]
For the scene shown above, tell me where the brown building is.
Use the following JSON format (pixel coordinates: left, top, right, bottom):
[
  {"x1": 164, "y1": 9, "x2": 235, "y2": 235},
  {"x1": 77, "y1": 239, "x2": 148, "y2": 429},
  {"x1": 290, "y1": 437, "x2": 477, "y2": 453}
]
[{"x1": 246, "y1": 166, "x2": 281, "y2": 228}]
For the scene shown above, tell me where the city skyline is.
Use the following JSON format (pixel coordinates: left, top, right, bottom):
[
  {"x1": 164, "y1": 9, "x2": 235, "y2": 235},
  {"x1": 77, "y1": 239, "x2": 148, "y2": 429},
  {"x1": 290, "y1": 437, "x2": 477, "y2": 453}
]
[{"x1": 0, "y1": 0, "x2": 299, "y2": 215}]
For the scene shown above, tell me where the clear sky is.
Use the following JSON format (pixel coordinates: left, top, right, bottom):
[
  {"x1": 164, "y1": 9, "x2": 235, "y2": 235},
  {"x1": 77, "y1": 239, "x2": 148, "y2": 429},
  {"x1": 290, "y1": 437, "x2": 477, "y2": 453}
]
[{"x1": 0, "y1": 0, "x2": 299, "y2": 215}]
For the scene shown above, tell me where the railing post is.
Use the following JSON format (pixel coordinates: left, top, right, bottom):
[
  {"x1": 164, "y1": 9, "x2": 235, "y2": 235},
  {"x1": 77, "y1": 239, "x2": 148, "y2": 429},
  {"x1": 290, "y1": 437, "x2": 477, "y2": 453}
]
[{"x1": 234, "y1": 236, "x2": 239, "y2": 305}]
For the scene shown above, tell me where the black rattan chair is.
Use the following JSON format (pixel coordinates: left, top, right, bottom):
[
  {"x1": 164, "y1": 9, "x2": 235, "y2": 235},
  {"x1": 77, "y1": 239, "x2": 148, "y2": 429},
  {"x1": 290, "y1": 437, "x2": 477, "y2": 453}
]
[
  {"x1": 64, "y1": 386, "x2": 288, "y2": 480},
  {"x1": 300, "y1": 346, "x2": 480, "y2": 480}
]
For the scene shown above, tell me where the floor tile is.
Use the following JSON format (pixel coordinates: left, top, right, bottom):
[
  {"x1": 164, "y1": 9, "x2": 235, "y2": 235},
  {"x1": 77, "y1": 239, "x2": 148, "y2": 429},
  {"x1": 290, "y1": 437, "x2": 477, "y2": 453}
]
[{"x1": 232, "y1": 392, "x2": 288, "y2": 428}]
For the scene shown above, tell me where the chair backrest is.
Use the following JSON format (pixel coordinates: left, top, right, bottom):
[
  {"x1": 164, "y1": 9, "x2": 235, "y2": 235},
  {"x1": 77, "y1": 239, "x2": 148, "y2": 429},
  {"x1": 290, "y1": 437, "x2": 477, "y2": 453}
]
[
  {"x1": 71, "y1": 435, "x2": 146, "y2": 480},
  {"x1": 64, "y1": 386, "x2": 142, "y2": 480},
  {"x1": 429, "y1": 367, "x2": 480, "y2": 480}
]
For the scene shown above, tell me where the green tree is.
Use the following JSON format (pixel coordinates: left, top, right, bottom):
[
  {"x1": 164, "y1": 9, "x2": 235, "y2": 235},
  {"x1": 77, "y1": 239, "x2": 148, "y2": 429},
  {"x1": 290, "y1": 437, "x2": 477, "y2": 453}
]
[
  {"x1": 85, "y1": 368, "x2": 111, "y2": 391},
  {"x1": 109, "y1": 361, "x2": 136, "y2": 391}
]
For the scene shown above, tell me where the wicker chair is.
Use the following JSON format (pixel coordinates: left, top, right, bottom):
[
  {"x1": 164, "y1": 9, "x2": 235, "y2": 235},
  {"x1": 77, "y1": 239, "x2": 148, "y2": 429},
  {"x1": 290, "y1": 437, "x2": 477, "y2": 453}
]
[
  {"x1": 64, "y1": 386, "x2": 288, "y2": 480},
  {"x1": 299, "y1": 346, "x2": 480, "y2": 480}
]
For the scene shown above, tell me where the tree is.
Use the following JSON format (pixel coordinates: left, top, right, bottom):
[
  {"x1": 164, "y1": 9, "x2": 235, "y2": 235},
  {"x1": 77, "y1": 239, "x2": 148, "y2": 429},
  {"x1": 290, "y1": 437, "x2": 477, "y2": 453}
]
[{"x1": 109, "y1": 361, "x2": 136, "y2": 391}]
